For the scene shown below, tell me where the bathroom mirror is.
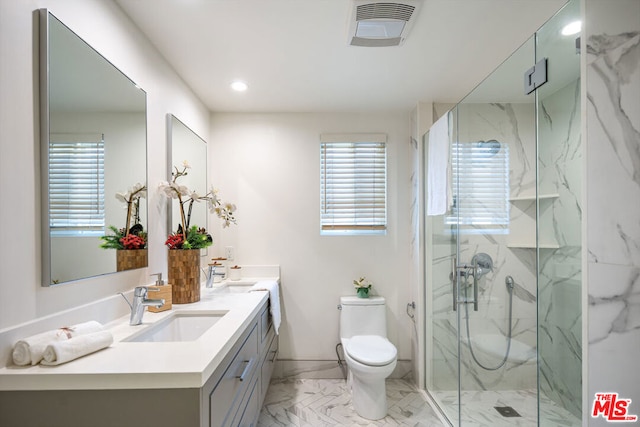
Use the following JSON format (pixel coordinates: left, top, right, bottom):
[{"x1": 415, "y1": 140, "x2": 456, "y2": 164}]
[
  {"x1": 40, "y1": 10, "x2": 148, "y2": 286},
  {"x1": 167, "y1": 114, "x2": 207, "y2": 253}
]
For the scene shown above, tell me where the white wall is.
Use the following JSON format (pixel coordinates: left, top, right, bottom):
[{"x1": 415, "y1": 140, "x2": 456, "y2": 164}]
[
  {"x1": 0, "y1": 0, "x2": 209, "y2": 329},
  {"x1": 209, "y1": 113, "x2": 414, "y2": 372}
]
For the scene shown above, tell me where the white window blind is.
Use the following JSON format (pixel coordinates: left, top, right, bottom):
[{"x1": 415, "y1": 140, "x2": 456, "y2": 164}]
[
  {"x1": 320, "y1": 134, "x2": 387, "y2": 234},
  {"x1": 446, "y1": 140, "x2": 509, "y2": 232},
  {"x1": 49, "y1": 133, "x2": 105, "y2": 234}
]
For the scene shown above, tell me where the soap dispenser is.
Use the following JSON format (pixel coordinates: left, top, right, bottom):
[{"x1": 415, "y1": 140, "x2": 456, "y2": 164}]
[{"x1": 147, "y1": 273, "x2": 172, "y2": 312}]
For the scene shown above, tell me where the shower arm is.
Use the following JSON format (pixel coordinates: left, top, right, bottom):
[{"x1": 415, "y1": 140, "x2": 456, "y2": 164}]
[{"x1": 451, "y1": 257, "x2": 479, "y2": 311}]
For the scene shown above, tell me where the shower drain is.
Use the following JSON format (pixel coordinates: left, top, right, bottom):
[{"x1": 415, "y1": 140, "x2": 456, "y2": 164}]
[{"x1": 494, "y1": 406, "x2": 522, "y2": 417}]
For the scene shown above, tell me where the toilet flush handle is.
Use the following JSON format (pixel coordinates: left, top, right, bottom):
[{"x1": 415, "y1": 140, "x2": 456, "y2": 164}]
[{"x1": 337, "y1": 304, "x2": 342, "y2": 310}]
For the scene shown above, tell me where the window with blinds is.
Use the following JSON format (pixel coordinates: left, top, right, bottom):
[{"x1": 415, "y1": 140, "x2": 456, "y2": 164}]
[
  {"x1": 49, "y1": 133, "x2": 105, "y2": 235},
  {"x1": 445, "y1": 140, "x2": 509, "y2": 233},
  {"x1": 320, "y1": 134, "x2": 387, "y2": 235}
]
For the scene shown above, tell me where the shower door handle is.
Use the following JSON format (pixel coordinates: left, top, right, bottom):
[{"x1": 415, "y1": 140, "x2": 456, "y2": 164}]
[
  {"x1": 451, "y1": 257, "x2": 479, "y2": 311},
  {"x1": 471, "y1": 260, "x2": 479, "y2": 312},
  {"x1": 451, "y1": 257, "x2": 457, "y2": 311}
]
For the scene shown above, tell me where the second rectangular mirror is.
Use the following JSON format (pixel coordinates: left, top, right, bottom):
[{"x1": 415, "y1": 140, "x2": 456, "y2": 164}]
[{"x1": 167, "y1": 115, "x2": 208, "y2": 253}]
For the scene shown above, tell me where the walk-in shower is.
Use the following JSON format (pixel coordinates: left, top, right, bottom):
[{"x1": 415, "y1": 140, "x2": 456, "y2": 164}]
[{"x1": 421, "y1": 1, "x2": 582, "y2": 425}]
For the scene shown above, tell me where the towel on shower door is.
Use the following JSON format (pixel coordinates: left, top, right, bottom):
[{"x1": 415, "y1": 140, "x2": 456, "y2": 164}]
[
  {"x1": 41, "y1": 330, "x2": 114, "y2": 365},
  {"x1": 12, "y1": 320, "x2": 105, "y2": 366},
  {"x1": 427, "y1": 111, "x2": 453, "y2": 216}
]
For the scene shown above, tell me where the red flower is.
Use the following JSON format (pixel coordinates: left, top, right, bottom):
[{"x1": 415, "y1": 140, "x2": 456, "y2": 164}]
[
  {"x1": 165, "y1": 233, "x2": 184, "y2": 249},
  {"x1": 120, "y1": 234, "x2": 146, "y2": 250}
]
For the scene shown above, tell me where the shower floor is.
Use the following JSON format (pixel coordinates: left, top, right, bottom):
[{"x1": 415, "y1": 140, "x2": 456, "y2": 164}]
[{"x1": 432, "y1": 389, "x2": 582, "y2": 426}]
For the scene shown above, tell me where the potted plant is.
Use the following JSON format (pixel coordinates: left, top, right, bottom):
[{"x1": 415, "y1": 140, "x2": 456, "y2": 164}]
[
  {"x1": 353, "y1": 276, "x2": 372, "y2": 298},
  {"x1": 100, "y1": 183, "x2": 147, "y2": 271},
  {"x1": 159, "y1": 161, "x2": 236, "y2": 303}
]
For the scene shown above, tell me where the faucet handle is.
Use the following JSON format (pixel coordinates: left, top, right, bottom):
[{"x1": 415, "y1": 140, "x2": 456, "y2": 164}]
[
  {"x1": 150, "y1": 272, "x2": 164, "y2": 286},
  {"x1": 133, "y1": 286, "x2": 149, "y2": 297}
]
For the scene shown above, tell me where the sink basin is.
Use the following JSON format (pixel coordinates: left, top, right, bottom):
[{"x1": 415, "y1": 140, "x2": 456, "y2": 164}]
[
  {"x1": 124, "y1": 311, "x2": 227, "y2": 342},
  {"x1": 210, "y1": 282, "x2": 256, "y2": 293}
]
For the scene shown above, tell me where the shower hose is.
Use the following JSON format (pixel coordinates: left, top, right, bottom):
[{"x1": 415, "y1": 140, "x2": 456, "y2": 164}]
[{"x1": 463, "y1": 275, "x2": 515, "y2": 371}]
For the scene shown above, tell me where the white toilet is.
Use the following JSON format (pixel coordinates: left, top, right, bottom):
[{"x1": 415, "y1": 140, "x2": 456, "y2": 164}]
[{"x1": 340, "y1": 296, "x2": 397, "y2": 420}]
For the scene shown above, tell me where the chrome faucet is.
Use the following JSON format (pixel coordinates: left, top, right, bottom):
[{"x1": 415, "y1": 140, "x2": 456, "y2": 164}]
[
  {"x1": 119, "y1": 286, "x2": 165, "y2": 326},
  {"x1": 203, "y1": 263, "x2": 225, "y2": 288}
]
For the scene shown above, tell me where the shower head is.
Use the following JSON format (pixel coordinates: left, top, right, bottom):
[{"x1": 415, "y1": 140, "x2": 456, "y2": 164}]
[
  {"x1": 471, "y1": 252, "x2": 493, "y2": 278},
  {"x1": 476, "y1": 139, "x2": 501, "y2": 156}
]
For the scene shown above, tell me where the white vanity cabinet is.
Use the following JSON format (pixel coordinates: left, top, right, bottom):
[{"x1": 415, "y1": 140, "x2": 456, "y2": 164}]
[{"x1": 0, "y1": 297, "x2": 278, "y2": 427}]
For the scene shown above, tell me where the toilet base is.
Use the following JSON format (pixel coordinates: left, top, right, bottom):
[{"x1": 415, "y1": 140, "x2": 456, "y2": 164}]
[{"x1": 351, "y1": 374, "x2": 388, "y2": 420}]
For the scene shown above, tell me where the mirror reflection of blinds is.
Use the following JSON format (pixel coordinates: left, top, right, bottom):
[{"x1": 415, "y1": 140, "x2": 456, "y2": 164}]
[
  {"x1": 49, "y1": 133, "x2": 105, "y2": 232},
  {"x1": 320, "y1": 137, "x2": 386, "y2": 232},
  {"x1": 446, "y1": 141, "x2": 509, "y2": 230}
]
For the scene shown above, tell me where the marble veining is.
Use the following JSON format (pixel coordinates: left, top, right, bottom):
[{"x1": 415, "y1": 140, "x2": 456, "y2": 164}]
[
  {"x1": 258, "y1": 379, "x2": 444, "y2": 426},
  {"x1": 585, "y1": 0, "x2": 640, "y2": 414}
]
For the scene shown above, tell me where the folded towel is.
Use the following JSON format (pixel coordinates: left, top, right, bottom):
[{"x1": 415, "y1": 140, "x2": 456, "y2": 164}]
[
  {"x1": 427, "y1": 111, "x2": 453, "y2": 216},
  {"x1": 41, "y1": 330, "x2": 114, "y2": 366},
  {"x1": 250, "y1": 280, "x2": 281, "y2": 335},
  {"x1": 12, "y1": 320, "x2": 104, "y2": 366}
]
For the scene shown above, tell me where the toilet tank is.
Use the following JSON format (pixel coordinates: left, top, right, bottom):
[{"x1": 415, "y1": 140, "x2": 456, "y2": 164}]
[{"x1": 340, "y1": 296, "x2": 387, "y2": 339}]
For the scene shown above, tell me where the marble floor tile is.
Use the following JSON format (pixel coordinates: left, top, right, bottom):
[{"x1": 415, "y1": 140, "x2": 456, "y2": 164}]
[
  {"x1": 432, "y1": 389, "x2": 581, "y2": 427},
  {"x1": 258, "y1": 378, "x2": 446, "y2": 427}
]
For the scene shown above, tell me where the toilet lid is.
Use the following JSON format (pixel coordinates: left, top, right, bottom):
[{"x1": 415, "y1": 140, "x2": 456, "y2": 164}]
[{"x1": 346, "y1": 335, "x2": 397, "y2": 366}]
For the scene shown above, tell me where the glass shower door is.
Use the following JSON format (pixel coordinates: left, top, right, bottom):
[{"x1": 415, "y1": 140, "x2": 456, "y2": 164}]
[
  {"x1": 454, "y1": 36, "x2": 540, "y2": 425},
  {"x1": 424, "y1": 107, "x2": 460, "y2": 426}
]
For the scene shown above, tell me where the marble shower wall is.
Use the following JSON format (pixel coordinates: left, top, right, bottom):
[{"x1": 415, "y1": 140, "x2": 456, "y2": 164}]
[
  {"x1": 430, "y1": 102, "x2": 539, "y2": 392},
  {"x1": 585, "y1": 1, "x2": 640, "y2": 425}
]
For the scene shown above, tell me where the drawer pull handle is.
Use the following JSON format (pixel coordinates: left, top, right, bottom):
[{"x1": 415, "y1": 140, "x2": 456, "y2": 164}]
[{"x1": 237, "y1": 358, "x2": 255, "y2": 382}]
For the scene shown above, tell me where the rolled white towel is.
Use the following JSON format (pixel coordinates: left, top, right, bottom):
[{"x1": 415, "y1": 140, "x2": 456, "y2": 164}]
[
  {"x1": 41, "y1": 330, "x2": 114, "y2": 366},
  {"x1": 12, "y1": 321, "x2": 104, "y2": 366}
]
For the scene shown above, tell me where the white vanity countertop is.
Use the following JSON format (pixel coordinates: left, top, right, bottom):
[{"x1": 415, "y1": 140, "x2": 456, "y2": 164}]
[{"x1": 0, "y1": 277, "x2": 278, "y2": 391}]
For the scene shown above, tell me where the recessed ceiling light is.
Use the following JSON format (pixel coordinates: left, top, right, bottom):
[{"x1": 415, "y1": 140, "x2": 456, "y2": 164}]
[
  {"x1": 230, "y1": 81, "x2": 248, "y2": 92},
  {"x1": 561, "y1": 20, "x2": 581, "y2": 36}
]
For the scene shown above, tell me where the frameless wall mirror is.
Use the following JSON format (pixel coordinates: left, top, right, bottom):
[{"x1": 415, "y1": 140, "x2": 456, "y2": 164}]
[
  {"x1": 40, "y1": 10, "x2": 148, "y2": 286},
  {"x1": 167, "y1": 115, "x2": 208, "y2": 255}
]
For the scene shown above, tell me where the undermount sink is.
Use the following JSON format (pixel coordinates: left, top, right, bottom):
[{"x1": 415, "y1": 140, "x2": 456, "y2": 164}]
[
  {"x1": 124, "y1": 311, "x2": 227, "y2": 342},
  {"x1": 210, "y1": 281, "x2": 257, "y2": 293}
]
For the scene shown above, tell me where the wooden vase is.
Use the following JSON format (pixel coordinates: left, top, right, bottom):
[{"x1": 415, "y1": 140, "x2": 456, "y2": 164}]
[
  {"x1": 168, "y1": 249, "x2": 201, "y2": 304},
  {"x1": 116, "y1": 249, "x2": 148, "y2": 272}
]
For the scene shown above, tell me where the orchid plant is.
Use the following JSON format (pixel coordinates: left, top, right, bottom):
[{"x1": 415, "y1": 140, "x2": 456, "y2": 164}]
[
  {"x1": 159, "y1": 160, "x2": 237, "y2": 250},
  {"x1": 353, "y1": 276, "x2": 372, "y2": 290},
  {"x1": 100, "y1": 183, "x2": 147, "y2": 250}
]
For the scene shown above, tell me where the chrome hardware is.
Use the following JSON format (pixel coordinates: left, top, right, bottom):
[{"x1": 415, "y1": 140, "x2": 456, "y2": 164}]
[
  {"x1": 237, "y1": 358, "x2": 255, "y2": 382},
  {"x1": 337, "y1": 304, "x2": 342, "y2": 310},
  {"x1": 119, "y1": 286, "x2": 165, "y2": 326},
  {"x1": 406, "y1": 302, "x2": 416, "y2": 319},
  {"x1": 202, "y1": 264, "x2": 225, "y2": 288},
  {"x1": 505, "y1": 275, "x2": 515, "y2": 290},
  {"x1": 150, "y1": 272, "x2": 164, "y2": 286},
  {"x1": 451, "y1": 255, "x2": 489, "y2": 312}
]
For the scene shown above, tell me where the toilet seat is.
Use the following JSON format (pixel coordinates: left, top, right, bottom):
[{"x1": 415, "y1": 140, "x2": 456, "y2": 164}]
[{"x1": 345, "y1": 335, "x2": 397, "y2": 366}]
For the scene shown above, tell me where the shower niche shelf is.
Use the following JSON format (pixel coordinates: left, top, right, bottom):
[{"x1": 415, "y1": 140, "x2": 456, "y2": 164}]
[{"x1": 507, "y1": 193, "x2": 559, "y2": 249}]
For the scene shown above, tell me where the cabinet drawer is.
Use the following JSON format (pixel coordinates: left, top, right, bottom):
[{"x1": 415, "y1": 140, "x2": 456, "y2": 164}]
[
  {"x1": 260, "y1": 332, "x2": 278, "y2": 401},
  {"x1": 209, "y1": 324, "x2": 258, "y2": 427},
  {"x1": 233, "y1": 375, "x2": 260, "y2": 427}
]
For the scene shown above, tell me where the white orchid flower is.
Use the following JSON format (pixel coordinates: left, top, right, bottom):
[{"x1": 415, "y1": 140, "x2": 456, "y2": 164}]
[
  {"x1": 115, "y1": 192, "x2": 128, "y2": 203},
  {"x1": 182, "y1": 160, "x2": 191, "y2": 169}
]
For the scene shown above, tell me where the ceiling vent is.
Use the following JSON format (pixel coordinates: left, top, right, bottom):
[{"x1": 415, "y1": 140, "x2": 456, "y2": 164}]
[{"x1": 348, "y1": 1, "x2": 421, "y2": 47}]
